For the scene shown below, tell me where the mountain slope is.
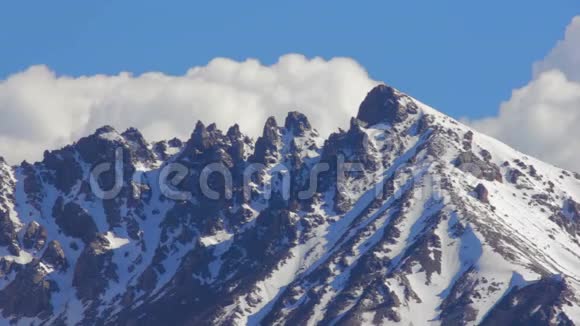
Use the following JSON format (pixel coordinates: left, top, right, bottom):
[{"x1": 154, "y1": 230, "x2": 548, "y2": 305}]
[{"x1": 1, "y1": 84, "x2": 580, "y2": 325}]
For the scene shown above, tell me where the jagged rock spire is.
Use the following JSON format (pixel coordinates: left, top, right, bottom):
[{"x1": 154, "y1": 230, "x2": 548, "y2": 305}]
[
  {"x1": 167, "y1": 137, "x2": 183, "y2": 148},
  {"x1": 252, "y1": 117, "x2": 280, "y2": 164},
  {"x1": 122, "y1": 127, "x2": 157, "y2": 163},
  {"x1": 226, "y1": 124, "x2": 246, "y2": 164},
  {"x1": 121, "y1": 127, "x2": 146, "y2": 144},
  {"x1": 227, "y1": 124, "x2": 242, "y2": 139},
  {"x1": 262, "y1": 116, "x2": 279, "y2": 141},
  {"x1": 284, "y1": 111, "x2": 311, "y2": 136},
  {"x1": 188, "y1": 120, "x2": 212, "y2": 151}
]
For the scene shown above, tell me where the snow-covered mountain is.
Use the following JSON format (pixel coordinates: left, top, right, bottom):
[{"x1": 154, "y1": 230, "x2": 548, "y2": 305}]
[{"x1": 1, "y1": 84, "x2": 580, "y2": 325}]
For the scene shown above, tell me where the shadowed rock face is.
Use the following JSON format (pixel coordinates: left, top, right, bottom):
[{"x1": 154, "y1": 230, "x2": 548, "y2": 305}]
[
  {"x1": 252, "y1": 116, "x2": 280, "y2": 164},
  {"x1": 52, "y1": 198, "x2": 98, "y2": 243},
  {"x1": 73, "y1": 235, "x2": 115, "y2": 301},
  {"x1": 0, "y1": 209, "x2": 19, "y2": 256},
  {"x1": 285, "y1": 111, "x2": 312, "y2": 136},
  {"x1": 454, "y1": 151, "x2": 503, "y2": 182},
  {"x1": 439, "y1": 267, "x2": 479, "y2": 325},
  {"x1": 356, "y1": 84, "x2": 418, "y2": 126},
  {"x1": 42, "y1": 240, "x2": 67, "y2": 271},
  {"x1": 23, "y1": 221, "x2": 47, "y2": 250},
  {"x1": 0, "y1": 262, "x2": 54, "y2": 319},
  {"x1": 550, "y1": 198, "x2": 580, "y2": 236},
  {"x1": 473, "y1": 183, "x2": 489, "y2": 203},
  {"x1": 0, "y1": 85, "x2": 580, "y2": 325},
  {"x1": 481, "y1": 276, "x2": 574, "y2": 326}
]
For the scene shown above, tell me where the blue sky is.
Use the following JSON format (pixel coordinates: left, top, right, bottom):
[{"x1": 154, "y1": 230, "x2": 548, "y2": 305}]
[{"x1": 1, "y1": 0, "x2": 578, "y2": 120}]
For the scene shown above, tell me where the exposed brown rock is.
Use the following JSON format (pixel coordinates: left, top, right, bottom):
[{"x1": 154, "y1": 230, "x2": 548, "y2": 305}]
[
  {"x1": 73, "y1": 235, "x2": 116, "y2": 301},
  {"x1": 462, "y1": 131, "x2": 474, "y2": 150},
  {"x1": 0, "y1": 262, "x2": 54, "y2": 319},
  {"x1": 284, "y1": 111, "x2": 312, "y2": 136},
  {"x1": 454, "y1": 152, "x2": 503, "y2": 182},
  {"x1": 252, "y1": 117, "x2": 281, "y2": 164},
  {"x1": 42, "y1": 240, "x2": 68, "y2": 271},
  {"x1": 480, "y1": 149, "x2": 492, "y2": 161},
  {"x1": 356, "y1": 84, "x2": 418, "y2": 126},
  {"x1": 481, "y1": 276, "x2": 573, "y2": 325},
  {"x1": 474, "y1": 183, "x2": 489, "y2": 203},
  {"x1": 0, "y1": 209, "x2": 19, "y2": 256},
  {"x1": 23, "y1": 221, "x2": 47, "y2": 250},
  {"x1": 52, "y1": 197, "x2": 98, "y2": 243}
]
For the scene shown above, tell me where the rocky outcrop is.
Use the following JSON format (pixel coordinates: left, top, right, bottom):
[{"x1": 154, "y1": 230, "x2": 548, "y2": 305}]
[
  {"x1": 0, "y1": 262, "x2": 54, "y2": 319},
  {"x1": 564, "y1": 198, "x2": 580, "y2": 220},
  {"x1": 439, "y1": 268, "x2": 479, "y2": 325},
  {"x1": 23, "y1": 221, "x2": 47, "y2": 250},
  {"x1": 226, "y1": 124, "x2": 247, "y2": 164},
  {"x1": 0, "y1": 209, "x2": 19, "y2": 256},
  {"x1": 73, "y1": 235, "x2": 116, "y2": 301},
  {"x1": 550, "y1": 198, "x2": 580, "y2": 236},
  {"x1": 21, "y1": 161, "x2": 44, "y2": 207},
  {"x1": 462, "y1": 131, "x2": 474, "y2": 151},
  {"x1": 122, "y1": 127, "x2": 156, "y2": 163},
  {"x1": 481, "y1": 276, "x2": 574, "y2": 325},
  {"x1": 284, "y1": 111, "x2": 312, "y2": 136},
  {"x1": 52, "y1": 198, "x2": 98, "y2": 243},
  {"x1": 473, "y1": 183, "x2": 489, "y2": 203},
  {"x1": 252, "y1": 117, "x2": 281, "y2": 164},
  {"x1": 454, "y1": 151, "x2": 503, "y2": 182},
  {"x1": 183, "y1": 121, "x2": 214, "y2": 155},
  {"x1": 41, "y1": 240, "x2": 67, "y2": 271},
  {"x1": 41, "y1": 145, "x2": 83, "y2": 194},
  {"x1": 356, "y1": 84, "x2": 418, "y2": 126}
]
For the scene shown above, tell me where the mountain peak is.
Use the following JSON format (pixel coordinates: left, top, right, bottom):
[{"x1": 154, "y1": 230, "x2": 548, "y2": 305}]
[
  {"x1": 226, "y1": 124, "x2": 242, "y2": 139},
  {"x1": 93, "y1": 125, "x2": 118, "y2": 136},
  {"x1": 356, "y1": 84, "x2": 418, "y2": 126},
  {"x1": 284, "y1": 111, "x2": 312, "y2": 136},
  {"x1": 121, "y1": 127, "x2": 146, "y2": 143},
  {"x1": 82, "y1": 125, "x2": 126, "y2": 146},
  {"x1": 181, "y1": 120, "x2": 213, "y2": 155},
  {"x1": 262, "y1": 116, "x2": 279, "y2": 141},
  {"x1": 193, "y1": 120, "x2": 206, "y2": 134},
  {"x1": 264, "y1": 116, "x2": 278, "y2": 130}
]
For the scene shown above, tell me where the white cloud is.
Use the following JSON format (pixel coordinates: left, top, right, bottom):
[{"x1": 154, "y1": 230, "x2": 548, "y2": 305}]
[
  {"x1": 0, "y1": 54, "x2": 378, "y2": 164},
  {"x1": 470, "y1": 16, "x2": 580, "y2": 173},
  {"x1": 533, "y1": 16, "x2": 580, "y2": 82},
  {"x1": 4, "y1": 19, "x2": 579, "y2": 173}
]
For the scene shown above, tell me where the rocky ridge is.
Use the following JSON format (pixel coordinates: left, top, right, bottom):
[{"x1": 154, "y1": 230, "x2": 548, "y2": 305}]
[{"x1": 0, "y1": 85, "x2": 579, "y2": 325}]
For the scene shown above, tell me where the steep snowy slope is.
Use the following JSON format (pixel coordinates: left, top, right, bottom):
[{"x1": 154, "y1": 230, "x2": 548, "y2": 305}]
[{"x1": 0, "y1": 84, "x2": 579, "y2": 325}]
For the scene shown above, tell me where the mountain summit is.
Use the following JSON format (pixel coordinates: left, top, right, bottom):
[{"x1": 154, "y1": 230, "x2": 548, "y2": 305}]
[{"x1": 0, "y1": 85, "x2": 580, "y2": 325}]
